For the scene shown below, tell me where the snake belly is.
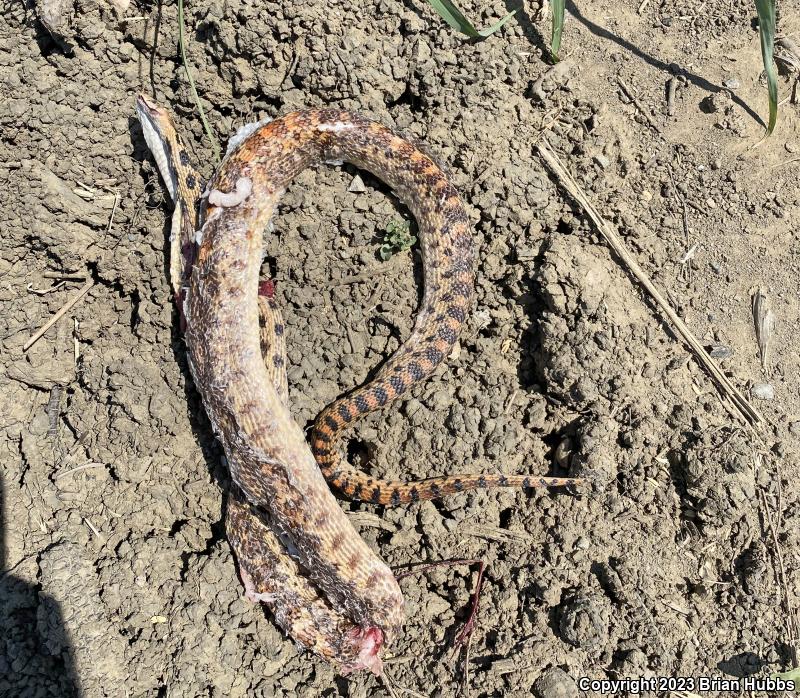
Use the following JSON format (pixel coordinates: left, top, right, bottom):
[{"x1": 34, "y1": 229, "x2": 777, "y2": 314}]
[{"x1": 226, "y1": 292, "x2": 383, "y2": 672}]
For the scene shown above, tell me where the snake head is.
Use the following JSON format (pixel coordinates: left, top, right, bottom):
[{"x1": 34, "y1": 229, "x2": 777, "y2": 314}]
[
  {"x1": 135, "y1": 93, "x2": 180, "y2": 202},
  {"x1": 339, "y1": 626, "x2": 384, "y2": 676}
]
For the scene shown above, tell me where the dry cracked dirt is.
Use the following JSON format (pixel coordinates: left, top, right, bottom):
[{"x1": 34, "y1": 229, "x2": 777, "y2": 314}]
[{"x1": 2, "y1": 0, "x2": 800, "y2": 695}]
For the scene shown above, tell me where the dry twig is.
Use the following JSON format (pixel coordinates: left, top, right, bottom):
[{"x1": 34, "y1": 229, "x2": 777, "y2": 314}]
[
  {"x1": 616, "y1": 77, "x2": 662, "y2": 134},
  {"x1": 759, "y1": 487, "x2": 799, "y2": 666},
  {"x1": 24, "y1": 278, "x2": 94, "y2": 351},
  {"x1": 43, "y1": 271, "x2": 86, "y2": 280},
  {"x1": 332, "y1": 255, "x2": 404, "y2": 286}
]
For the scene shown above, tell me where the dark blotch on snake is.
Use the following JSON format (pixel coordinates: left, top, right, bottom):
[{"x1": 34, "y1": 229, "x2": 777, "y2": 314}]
[
  {"x1": 389, "y1": 375, "x2": 406, "y2": 394},
  {"x1": 407, "y1": 362, "x2": 424, "y2": 380},
  {"x1": 447, "y1": 306, "x2": 466, "y2": 322},
  {"x1": 438, "y1": 326, "x2": 457, "y2": 344},
  {"x1": 424, "y1": 347, "x2": 444, "y2": 365},
  {"x1": 338, "y1": 404, "x2": 353, "y2": 424},
  {"x1": 452, "y1": 282, "x2": 471, "y2": 297}
]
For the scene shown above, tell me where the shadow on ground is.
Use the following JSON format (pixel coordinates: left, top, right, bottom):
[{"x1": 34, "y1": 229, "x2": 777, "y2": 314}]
[{"x1": 0, "y1": 473, "x2": 81, "y2": 697}]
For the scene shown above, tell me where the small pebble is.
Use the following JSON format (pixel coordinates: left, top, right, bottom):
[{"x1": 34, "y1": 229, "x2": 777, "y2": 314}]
[
  {"x1": 750, "y1": 383, "x2": 774, "y2": 400},
  {"x1": 534, "y1": 668, "x2": 579, "y2": 698},
  {"x1": 594, "y1": 154, "x2": 611, "y2": 169},
  {"x1": 723, "y1": 77, "x2": 741, "y2": 90},
  {"x1": 708, "y1": 343, "x2": 733, "y2": 360},
  {"x1": 348, "y1": 175, "x2": 366, "y2": 193}
]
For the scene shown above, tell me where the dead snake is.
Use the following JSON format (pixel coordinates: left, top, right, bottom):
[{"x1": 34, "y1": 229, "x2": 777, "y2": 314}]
[{"x1": 136, "y1": 94, "x2": 579, "y2": 674}]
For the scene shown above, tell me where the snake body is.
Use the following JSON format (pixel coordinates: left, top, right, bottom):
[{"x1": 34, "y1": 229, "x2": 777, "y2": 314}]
[{"x1": 136, "y1": 95, "x2": 579, "y2": 673}]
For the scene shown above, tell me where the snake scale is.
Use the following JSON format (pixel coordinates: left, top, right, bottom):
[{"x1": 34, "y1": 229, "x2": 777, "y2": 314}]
[{"x1": 136, "y1": 94, "x2": 579, "y2": 673}]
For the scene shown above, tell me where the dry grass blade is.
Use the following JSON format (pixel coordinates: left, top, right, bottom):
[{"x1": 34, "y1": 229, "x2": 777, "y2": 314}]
[
  {"x1": 177, "y1": 0, "x2": 220, "y2": 163},
  {"x1": 462, "y1": 523, "x2": 532, "y2": 545},
  {"x1": 536, "y1": 142, "x2": 762, "y2": 426},
  {"x1": 752, "y1": 288, "x2": 774, "y2": 372}
]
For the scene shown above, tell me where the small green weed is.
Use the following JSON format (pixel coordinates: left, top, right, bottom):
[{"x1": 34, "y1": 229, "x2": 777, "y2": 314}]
[{"x1": 379, "y1": 219, "x2": 416, "y2": 260}]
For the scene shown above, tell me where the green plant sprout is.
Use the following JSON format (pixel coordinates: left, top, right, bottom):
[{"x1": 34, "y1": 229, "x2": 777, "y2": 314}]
[
  {"x1": 379, "y1": 219, "x2": 416, "y2": 260},
  {"x1": 424, "y1": 0, "x2": 515, "y2": 38}
]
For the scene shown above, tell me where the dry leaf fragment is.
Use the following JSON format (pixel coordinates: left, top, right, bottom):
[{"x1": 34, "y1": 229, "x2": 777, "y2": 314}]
[{"x1": 752, "y1": 288, "x2": 774, "y2": 372}]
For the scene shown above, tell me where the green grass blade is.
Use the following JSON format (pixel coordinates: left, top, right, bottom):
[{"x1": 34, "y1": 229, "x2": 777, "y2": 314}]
[
  {"x1": 477, "y1": 10, "x2": 517, "y2": 37},
  {"x1": 550, "y1": 0, "x2": 565, "y2": 62},
  {"x1": 755, "y1": 0, "x2": 778, "y2": 135},
  {"x1": 178, "y1": 0, "x2": 221, "y2": 163},
  {"x1": 424, "y1": 0, "x2": 515, "y2": 38}
]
